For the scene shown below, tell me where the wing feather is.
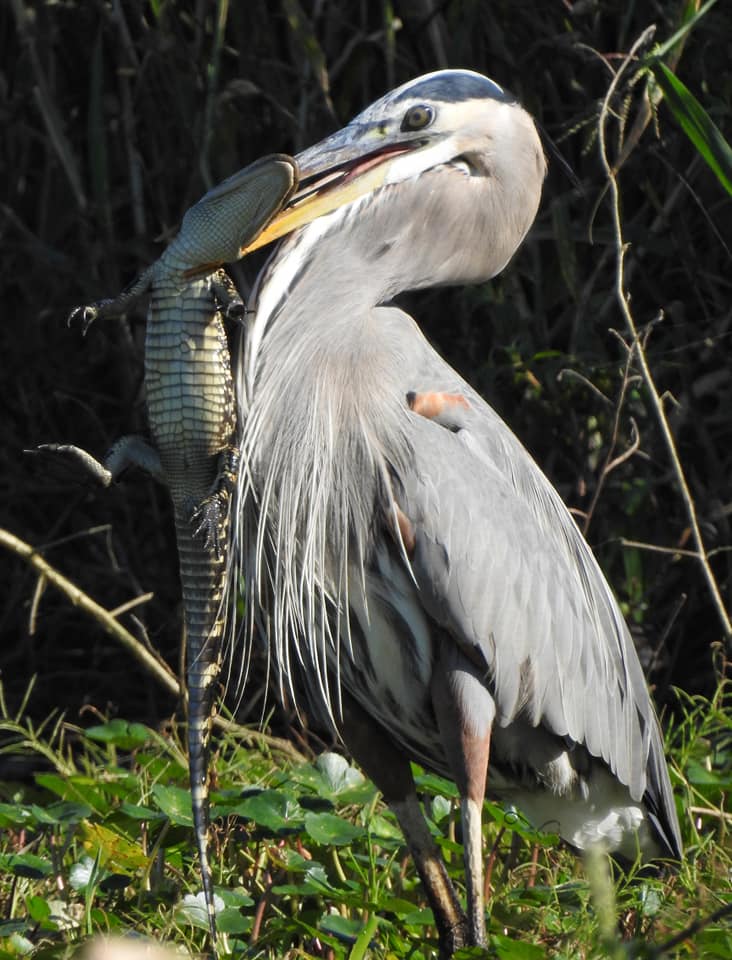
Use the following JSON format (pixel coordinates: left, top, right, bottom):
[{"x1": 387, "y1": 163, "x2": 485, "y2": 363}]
[{"x1": 396, "y1": 362, "x2": 656, "y2": 804}]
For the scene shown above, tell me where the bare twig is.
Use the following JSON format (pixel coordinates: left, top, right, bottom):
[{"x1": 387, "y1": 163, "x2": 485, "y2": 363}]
[
  {"x1": 654, "y1": 902, "x2": 732, "y2": 955},
  {"x1": 597, "y1": 29, "x2": 732, "y2": 639},
  {"x1": 0, "y1": 527, "x2": 307, "y2": 761},
  {"x1": 0, "y1": 527, "x2": 179, "y2": 696},
  {"x1": 582, "y1": 344, "x2": 640, "y2": 535}
]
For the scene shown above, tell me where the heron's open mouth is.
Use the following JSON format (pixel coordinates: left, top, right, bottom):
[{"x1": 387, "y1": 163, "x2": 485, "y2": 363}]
[{"x1": 239, "y1": 140, "x2": 423, "y2": 255}]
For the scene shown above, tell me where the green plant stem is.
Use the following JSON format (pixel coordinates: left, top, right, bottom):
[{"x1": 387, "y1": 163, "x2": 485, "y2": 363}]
[{"x1": 597, "y1": 28, "x2": 732, "y2": 641}]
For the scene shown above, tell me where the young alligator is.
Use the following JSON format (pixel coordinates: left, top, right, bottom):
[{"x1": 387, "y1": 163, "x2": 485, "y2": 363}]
[{"x1": 53, "y1": 155, "x2": 298, "y2": 946}]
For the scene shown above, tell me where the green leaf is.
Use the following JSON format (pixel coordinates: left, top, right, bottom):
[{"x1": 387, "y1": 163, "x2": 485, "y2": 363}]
[
  {"x1": 231, "y1": 789, "x2": 303, "y2": 834},
  {"x1": 216, "y1": 908, "x2": 252, "y2": 935},
  {"x1": 0, "y1": 803, "x2": 35, "y2": 828},
  {"x1": 30, "y1": 801, "x2": 93, "y2": 825},
  {"x1": 0, "y1": 853, "x2": 53, "y2": 879},
  {"x1": 489, "y1": 933, "x2": 546, "y2": 959},
  {"x1": 119, "y1": 802, "x2": 166, "y2": 821},
  {"x1": 69, "y1": 855, "x2": 100, "y2": 892},
  {"x1": 24, "y1": 896, "x2": 51, "y2": 923},
  {"x1": 273, "y1": 863, "x2": 337, "y2": 895},
  {"x1": 319, "y1": 913, "x2": 363, "y2": 942},
  {"x1": 648, "y1": 60, "x2": 732, "y2": 196},
  {"x1": 176, "y1": 892, "x2": 225, "y2": 931},
  {"x1": 304, "y1": 811, "x2": 364, "y2": 846},
  {"x1": 85, "y1": 720, "x2": 154, "y2": 750},
  {"x1": 151, "y1": 784, "x2": 192, "y2": 825}
]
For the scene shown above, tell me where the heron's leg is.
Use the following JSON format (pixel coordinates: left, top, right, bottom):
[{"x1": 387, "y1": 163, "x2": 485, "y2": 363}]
[
  {"x1": 337, "y1": 692, "x2": 469, "y2": 958},
  {"x1": 407, "y1": 391, "x2": 470, "y2": 431},
  {"x1": 431, "y1": 641, "x2": 494, "y2": 946}
]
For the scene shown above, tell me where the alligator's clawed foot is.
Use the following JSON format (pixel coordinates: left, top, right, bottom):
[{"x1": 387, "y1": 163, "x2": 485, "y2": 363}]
[
  {"x1": 224, "y1": 298, "x2": 248, "y2": 322},
  {"x1": 190, "y1": 495, "x2": 227, "y2": 559},
  {"x1": 67, "y1": 302, "x2": 107, "y2": 335},
  {"x1": 31, "y1": 443, "x2": 114, "y2": 486}
]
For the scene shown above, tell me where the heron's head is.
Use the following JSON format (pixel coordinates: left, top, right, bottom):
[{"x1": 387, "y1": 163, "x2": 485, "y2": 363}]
[{"x1": 244, "y1": 70, "x2": 546, "y2": 289}]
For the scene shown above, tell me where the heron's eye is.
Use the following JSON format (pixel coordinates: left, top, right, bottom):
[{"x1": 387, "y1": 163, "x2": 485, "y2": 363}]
[{"x1": 401, "y1": 104, "x2": 434, "y2": 131}]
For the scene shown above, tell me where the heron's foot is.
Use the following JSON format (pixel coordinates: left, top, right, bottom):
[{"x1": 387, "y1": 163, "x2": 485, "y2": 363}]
[
  {"x1": 407, "y1": 391, "x2": 470, "y2": 431},
  {"x1": 32, "y1": 443, "x2": 114, "y2": 486}
]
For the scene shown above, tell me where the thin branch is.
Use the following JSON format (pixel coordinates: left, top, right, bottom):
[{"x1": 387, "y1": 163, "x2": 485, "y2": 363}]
[
  {"x1": 654, "y1": 902, "x2": 732, "y2": 955},
  {"x1": 597, "y1": 29, "x2": 732, "y2": 638},
  {"x1": 0, "y1": 527, "x2": 179, "y2": 696},
  {"x1": 0, "y1": 527, "x2": 306, "y2": 761},
  {"x1": 582, "y1": 346, "x2": 639, "y2": 536}
]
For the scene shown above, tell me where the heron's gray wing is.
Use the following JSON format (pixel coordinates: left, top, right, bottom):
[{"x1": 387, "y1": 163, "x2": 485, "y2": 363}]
[{"x1": 390, "y1": 318, "x2": 674, "y2": 835}]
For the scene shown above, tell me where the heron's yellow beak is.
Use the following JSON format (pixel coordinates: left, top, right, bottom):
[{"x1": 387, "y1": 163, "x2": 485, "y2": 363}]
[{"x1": 239, "y1": 142, "x2": 416, "y2": 256}]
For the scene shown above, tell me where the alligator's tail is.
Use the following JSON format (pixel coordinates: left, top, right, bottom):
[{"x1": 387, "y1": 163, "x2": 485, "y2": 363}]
[{"x1": 176, "y1": 508, "x2": 229, "y2": 949}]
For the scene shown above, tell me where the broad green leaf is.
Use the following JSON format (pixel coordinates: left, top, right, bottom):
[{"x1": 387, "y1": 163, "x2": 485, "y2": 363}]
[
  {"x1": 176, "y1": 891, "x2": 225, "y2": 930},
  {"x1": 119, "y1": 802, "x2": 166, "y2": 821},
  {"x1": 489, "y1": 934, "x2": 546, "y2": 959},
  {"x1": 79, "y1": 822, "x2": 148, "y2": 870},
  {"x1": 151, "y1": 784, "x2": 193, "y2": 825},
  {"x1": 413, "y1": 770, "x2": 459, "y2": 798},
  {"x1": 69, "y1": 855, "x2": 99, "y2": 892},
  {"x1": 0, "y1": 853, "x2": 53, "y2": 879},
  {"x1": 85, "y1": 720, "x2": 154, "y2": 750},
  {"x1": 273, "y1": 863, "x2": 337, "y2": 895},
  {"x1": 216, "y1": 908, "x2": 252, "y2": 935},
  {"x1": 304, "y1": 810, "x2": 364, "y2": 846},
  {"x1": 29, "y1": 801, "x2": 93, "y2": 825},
  {"x1": 0, "y1": 803, "x2": 35, "y2": 828},
  {"x1": 366, "y1": 812, "x2": 403, "y2": 842},
  {"x1": 316, "y1": 752, "x2": 365, "y2": 793},
  {"x1": 231, "y1": 789, "x2": 303, "y2": 834},
  {"x1": 649, "y1": 60, "x2": 732, "y2": 196},
  {"x1": 34, "y1": 774, "x2": 110, "y2": 814},
  {"x1": 319, "y1": 913, "x2": 363, "y2": 941},
  {"x1": 24, "y1": 896, "x2": 51, "y2": 923}
]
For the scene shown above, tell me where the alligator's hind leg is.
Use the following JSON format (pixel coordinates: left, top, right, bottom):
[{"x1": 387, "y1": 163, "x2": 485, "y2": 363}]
[
  {"x1": 36, "y1": 436, "x2": 163, "y2": 487},
  {"x1": 189, "y1": 446, "x2": 239, "y2": 558}
]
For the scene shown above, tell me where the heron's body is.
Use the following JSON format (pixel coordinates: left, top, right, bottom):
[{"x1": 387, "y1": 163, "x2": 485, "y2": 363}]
[{"x1": 232, "y1": 70, "x2": 681, "y2": 955}]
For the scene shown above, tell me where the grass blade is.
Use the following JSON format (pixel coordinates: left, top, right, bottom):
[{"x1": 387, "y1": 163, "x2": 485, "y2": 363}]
[{"x1": 649, "y1": 60, "x2": 732, "y2": 195}]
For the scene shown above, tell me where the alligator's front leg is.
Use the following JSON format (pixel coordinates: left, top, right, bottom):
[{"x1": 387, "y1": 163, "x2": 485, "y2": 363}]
[{"x1": 68, "y1": 267, "x2": 153, "y2": 333}]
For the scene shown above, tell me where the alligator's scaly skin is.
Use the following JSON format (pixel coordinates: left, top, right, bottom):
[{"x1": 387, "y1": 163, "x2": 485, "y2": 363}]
[{"x1": 58, "y1": 155, "x2": 298, "y2": 949}]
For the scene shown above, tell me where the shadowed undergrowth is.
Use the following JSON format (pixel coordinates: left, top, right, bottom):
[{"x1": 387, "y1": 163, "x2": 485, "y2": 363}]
[
  {"x1": 1, "y1": 0, "x2": 731, "y2": 956},
  {"x1": 0, "y1": 666, "x2": 730, "y2": 958}
]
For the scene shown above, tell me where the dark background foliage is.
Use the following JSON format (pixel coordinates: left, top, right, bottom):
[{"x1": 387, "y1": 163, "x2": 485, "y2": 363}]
[{"x1": 1, "y1": 0, "x2": 730, "y2": 732}]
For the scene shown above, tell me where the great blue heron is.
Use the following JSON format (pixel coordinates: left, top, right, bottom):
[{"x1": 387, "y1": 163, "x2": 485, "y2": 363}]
[{"x1": 227, "y1": 69, "x2": 682, "y2": 956}]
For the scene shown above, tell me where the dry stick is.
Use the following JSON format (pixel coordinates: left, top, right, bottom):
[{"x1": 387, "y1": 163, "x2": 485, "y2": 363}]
[
  {"x1": 597, "y1": 28, "x2": 732, "y2": 639},
  {"x1": 0, "y1": 526, "x2": 307, "y2": 762},
  {"x1": 581, "y1": 342, "x2": 640, "y2": 536},
  {"x1": 0, "y1": 527, "x2": 178, "y2": 696}
]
